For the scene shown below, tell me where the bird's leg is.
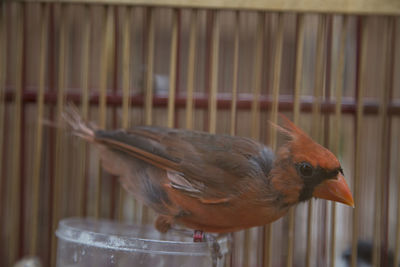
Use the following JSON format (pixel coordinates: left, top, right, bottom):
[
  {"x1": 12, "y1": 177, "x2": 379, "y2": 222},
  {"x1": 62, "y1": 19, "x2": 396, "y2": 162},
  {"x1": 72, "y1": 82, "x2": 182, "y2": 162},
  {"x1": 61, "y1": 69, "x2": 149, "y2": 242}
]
[
  {"x1": 193, "y1": 230, "x2": 205, "y2": 242},
  {"x1": 167, "y1": 227, "x2": 224, "y2": 267}
]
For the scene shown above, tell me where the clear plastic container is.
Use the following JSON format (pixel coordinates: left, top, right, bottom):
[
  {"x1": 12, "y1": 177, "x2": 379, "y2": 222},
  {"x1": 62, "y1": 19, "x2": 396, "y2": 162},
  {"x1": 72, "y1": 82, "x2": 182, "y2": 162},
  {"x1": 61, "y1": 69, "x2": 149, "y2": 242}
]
[{"x1": 56, "y1": 217, "x2": 230, "y2": 267}]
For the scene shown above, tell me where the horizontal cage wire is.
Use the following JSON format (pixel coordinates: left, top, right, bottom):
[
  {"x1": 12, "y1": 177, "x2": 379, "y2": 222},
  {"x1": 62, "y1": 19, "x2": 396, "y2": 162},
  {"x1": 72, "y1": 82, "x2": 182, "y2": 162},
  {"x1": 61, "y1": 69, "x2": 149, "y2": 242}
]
[{"x1": 0, "y1": 1, "x2": 399, "y2": 267}]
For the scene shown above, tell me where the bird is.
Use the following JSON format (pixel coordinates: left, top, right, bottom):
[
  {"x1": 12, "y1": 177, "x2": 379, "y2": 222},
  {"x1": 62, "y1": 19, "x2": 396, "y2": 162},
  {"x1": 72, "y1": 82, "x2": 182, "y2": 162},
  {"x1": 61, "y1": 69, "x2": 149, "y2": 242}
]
[{"x1": 62, "y1": 107, "x2": 354, "y2": 234}]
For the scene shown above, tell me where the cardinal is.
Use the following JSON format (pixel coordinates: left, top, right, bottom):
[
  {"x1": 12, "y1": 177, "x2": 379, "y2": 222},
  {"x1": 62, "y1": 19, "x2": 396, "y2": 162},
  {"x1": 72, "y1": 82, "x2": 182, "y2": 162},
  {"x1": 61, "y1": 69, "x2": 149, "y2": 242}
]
[{"x1": 63, "y1": 107, "x2": 353, "y2": 255}]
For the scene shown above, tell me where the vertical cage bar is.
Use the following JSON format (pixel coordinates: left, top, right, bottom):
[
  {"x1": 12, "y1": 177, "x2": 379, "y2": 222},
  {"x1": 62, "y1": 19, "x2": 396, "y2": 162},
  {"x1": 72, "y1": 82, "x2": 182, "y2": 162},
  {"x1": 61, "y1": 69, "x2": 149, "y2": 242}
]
[
  {"x1": 133, "y1": 7, "x2": 152, "y2": 224},
  {"x1": 8, "y1": 3, "x2": 23, "y2": 265},
  {"x1": 305, "y1": 201, "x2": 314, "y2": 267},
  {"x1": 375, "y1": 17, "x2": 394, "y2": 267},
  {"x1": 383, "y1": 17, "x2": 396, "y2": 267},
  {"x1": 268, "y1": 13, "x2": 284, "y2": 149},
  {"x1": 321, "y1": 16, "x2": 332, "y2": 265},
  {"x1": 118, "y1": 6, "x2": 132, "y2": 221},
  {"x1": 142, "y1": 7, "x2": 155, "y2": 223},
  {"x1": 0, "y1": 2, "x2": 7, "y2": 246},
  {"x1": 46, "y1": 5, "x2": 55, "y2": 265},
  {"x1": 351, "y1": 16, "x2": 367, "y2": 267},
  {"x1": 286, "y1": 13, "x2": 304, "y2": 267},
  {"x1": 250, "y1": 11, "x2": 264, "y2": 267},
  {"x1": 265, "y1": 13, "x2": 284, "y2": 267},
  {"x1": 250, "y1": 12, "x2": 264, "y2": 142},
  {"x1": 99, "y1": 5, "x2": 113, "y2": 129},
  {"x1": 167, "y1": 9, "x2": 178, "y2": 128},
  {"x1": 330, "y1": 15, "x2": 348, "y2": 267},
  {"x1": 396, "y1": 142, "x2": 400, "y2": 267},
  {"x1": 145, "y1": 7, "x2": 154, "y2": 126},
  {"x1": 292, "y1": 14, "x2": 304, "y2": 125},
  {"x1": 185, "y1": 9, "x2": 197, "y2": 130},
  {"x1": 121, "y1": 6, "x2": 132, "y2": 146},
  {"x1": 110, "y1": 7, "x2": 119, "y2": 220},
  {"x1": 311, "y1": 15, "x2": 326, "y2": 138},
  {"x1": 306, "y1": 14, "x2": 326, "y2": 267},
  {"x1": 394, "y1": 19, "x2": 400, "y2": 267},
  {"x1": 51, "y1": 4, "x2": 68, "y2": 265},
  {"x1": 230, "y1": 11, "x2": 239, "y2": 137},
  {"x1": 227, "y1": 11, "x2": 240, "y2": 267},
  {"x1": 208, "y1": 11, "x2": 219, "y2": 134},
  {"x1": 30, "y1": 3, "x2": 48, "y2": 255},
  {"x1": 96, "y1": 5, "x2": 113, "y2": 218},
  {"x1": 245, "y1": 11, "x2": 264, "y2": 267},
  {"x1": 372, "y1": 18, "x2": 392, "y2": 267},
  {"x1": 77, "y1": 5, "x2": 91, "y2": 217}
]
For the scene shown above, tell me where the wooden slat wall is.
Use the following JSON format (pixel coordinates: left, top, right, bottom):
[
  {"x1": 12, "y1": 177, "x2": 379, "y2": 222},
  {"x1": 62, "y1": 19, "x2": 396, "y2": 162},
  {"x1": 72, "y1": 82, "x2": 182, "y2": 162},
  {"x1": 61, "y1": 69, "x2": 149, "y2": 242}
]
[{"x1": 0, "y1": 2, "x2": 399, "y2": 267}]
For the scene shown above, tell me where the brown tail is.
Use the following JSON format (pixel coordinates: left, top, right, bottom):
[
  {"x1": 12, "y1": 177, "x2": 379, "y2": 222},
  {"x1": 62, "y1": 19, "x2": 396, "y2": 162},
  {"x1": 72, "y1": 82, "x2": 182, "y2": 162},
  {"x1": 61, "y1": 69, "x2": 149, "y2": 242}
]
[{"x1": 62, "y1": 104, "x2": 96, "y2": 142}]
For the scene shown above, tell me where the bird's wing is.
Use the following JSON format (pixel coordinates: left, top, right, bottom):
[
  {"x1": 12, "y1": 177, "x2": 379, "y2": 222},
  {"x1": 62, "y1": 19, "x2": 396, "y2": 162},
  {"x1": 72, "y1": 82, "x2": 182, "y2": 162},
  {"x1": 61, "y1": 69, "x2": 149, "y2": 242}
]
[{"x1": 94, "y1": 126, "x2": 275, "y2": 203}]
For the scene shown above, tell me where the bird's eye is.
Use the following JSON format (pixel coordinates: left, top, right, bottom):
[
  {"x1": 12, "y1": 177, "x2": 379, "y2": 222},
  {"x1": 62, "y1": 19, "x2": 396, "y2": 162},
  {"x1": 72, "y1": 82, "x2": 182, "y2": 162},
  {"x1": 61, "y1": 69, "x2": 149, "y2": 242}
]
[{"x1": 298, "y1": 162, "x2": 313, "y2": 177}]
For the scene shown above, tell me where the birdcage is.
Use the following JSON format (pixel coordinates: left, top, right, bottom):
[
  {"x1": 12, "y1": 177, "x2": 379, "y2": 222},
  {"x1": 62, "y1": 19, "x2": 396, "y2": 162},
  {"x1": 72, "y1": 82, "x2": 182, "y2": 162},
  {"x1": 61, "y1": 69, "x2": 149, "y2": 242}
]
[{"x1": 0, "y1": 0, "x2": 399, "y2": 266}]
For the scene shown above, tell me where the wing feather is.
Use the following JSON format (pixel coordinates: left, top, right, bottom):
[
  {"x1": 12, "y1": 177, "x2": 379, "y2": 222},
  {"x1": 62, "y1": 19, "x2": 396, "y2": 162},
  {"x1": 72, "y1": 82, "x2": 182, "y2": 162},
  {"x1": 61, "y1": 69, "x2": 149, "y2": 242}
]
[{"x1": 94, "y1": 126, "x2": 275, "y2": 202}]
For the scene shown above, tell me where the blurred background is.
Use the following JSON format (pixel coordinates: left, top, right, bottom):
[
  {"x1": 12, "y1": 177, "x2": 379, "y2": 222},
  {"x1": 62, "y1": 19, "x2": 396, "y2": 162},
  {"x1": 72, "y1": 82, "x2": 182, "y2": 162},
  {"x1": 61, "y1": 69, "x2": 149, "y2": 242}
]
[{"x1": 0, "y1": 0, "x2": 399, "y2": 266}]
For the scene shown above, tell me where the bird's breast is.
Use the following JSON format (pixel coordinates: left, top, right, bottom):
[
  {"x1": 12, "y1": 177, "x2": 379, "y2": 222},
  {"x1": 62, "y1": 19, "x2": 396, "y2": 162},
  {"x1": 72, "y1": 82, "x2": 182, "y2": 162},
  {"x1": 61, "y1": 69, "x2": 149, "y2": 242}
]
[{"x1": 166, "y1": 186, "x2": 289, "y2": 233}]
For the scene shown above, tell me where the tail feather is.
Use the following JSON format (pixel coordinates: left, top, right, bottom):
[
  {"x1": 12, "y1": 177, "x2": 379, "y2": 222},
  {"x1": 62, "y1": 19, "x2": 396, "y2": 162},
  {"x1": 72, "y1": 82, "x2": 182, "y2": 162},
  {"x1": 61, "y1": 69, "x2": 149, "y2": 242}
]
[{"x1": 62, "y1": 105, "x2": 96, "y2": 142}]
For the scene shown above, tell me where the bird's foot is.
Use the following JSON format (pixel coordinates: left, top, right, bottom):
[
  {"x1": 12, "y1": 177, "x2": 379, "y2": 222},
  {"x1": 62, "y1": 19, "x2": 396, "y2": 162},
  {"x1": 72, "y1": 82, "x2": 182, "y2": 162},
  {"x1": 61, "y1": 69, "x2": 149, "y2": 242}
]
[{"x1": 168, "y1": 227, "x2": 224, "y2": 267}]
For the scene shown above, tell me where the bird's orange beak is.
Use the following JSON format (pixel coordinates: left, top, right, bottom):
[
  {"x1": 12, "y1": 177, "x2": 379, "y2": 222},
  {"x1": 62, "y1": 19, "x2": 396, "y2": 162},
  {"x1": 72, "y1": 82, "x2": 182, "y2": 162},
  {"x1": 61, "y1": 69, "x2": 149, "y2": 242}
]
[{"x1": 313, "y1": 173, "x2": 354, "y2": 207}]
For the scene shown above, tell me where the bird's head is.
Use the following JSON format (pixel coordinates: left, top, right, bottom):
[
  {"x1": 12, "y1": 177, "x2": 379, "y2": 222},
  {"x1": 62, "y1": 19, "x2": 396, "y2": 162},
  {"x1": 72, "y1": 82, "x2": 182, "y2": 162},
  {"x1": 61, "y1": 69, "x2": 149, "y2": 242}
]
[{"x1": 271, "y1": 115, "x2": 354, "y2": 207}]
